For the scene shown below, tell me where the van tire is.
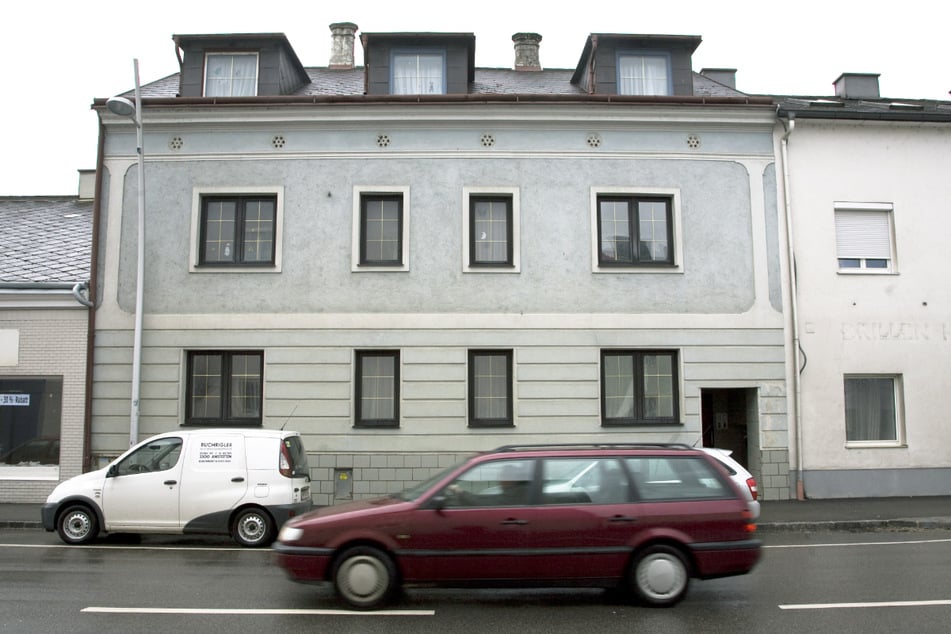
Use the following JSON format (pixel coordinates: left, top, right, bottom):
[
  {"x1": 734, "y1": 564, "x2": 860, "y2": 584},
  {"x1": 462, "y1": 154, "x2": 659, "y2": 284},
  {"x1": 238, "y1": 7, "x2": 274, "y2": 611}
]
[
  {"x1": 231, "y1": 507, "x2": 275, "y2": 547},
  {"x1": 57, "y1": 505, "x2": 99, "y2": 545},
  {"x1": 332, "y1": 546, "x2": 398, "y2": 609}
]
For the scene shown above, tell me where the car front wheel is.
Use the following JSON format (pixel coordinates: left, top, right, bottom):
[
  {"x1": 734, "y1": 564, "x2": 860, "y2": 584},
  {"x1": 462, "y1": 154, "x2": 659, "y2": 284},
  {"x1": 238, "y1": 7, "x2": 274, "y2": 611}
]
[
  {"x1": 56, "y1": 505, "x2": 99, "y2": 545},
  {"x1": 231, "y1": 507, "x2": 275, "y2": 547},
  {"x1": 630, "y1": 544, "x2": 690, "y2": 606},
  {"x1": 332, "y1": 546, "x2": 398, "y2": 609}
]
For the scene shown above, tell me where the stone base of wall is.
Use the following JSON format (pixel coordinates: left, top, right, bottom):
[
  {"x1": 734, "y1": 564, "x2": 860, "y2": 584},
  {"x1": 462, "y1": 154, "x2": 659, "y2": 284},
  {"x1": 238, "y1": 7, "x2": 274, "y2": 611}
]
[{"x1": 758, "y1": 449, "x2": 792, "y2": 501}]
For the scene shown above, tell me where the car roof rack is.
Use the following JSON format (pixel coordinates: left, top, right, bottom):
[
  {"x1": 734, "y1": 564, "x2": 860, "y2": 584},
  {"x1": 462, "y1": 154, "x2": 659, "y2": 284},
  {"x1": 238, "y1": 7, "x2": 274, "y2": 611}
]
[{"x1": 492, "y1": 443, "x2": 695, "y2": 453}]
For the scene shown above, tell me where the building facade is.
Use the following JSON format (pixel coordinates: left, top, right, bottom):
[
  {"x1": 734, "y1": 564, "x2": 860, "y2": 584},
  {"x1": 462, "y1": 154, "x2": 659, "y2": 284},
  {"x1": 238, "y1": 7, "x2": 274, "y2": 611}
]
[{"x1": 91, "y1": 25, "x2": 791, "y2": 505}]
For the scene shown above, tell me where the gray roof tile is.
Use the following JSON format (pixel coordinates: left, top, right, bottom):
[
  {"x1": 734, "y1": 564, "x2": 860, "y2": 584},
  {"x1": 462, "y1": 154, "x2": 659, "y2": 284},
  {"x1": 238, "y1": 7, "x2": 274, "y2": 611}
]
[{"x1": 0, "y1": 197, "x2": 93, "y2": 283}]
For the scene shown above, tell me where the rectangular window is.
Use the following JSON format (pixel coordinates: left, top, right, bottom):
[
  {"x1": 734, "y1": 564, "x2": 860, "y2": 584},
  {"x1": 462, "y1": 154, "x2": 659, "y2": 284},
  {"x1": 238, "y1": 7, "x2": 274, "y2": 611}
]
[
  {"x1": 844, "y1": 376, "x2": 901, "y2": 444},
  {"x1": 199, "y1": 196, "x2": 276, "y2": 266},
  {"x1": 468, "y1": 350, "x2": 514, "y2": 427},
  {"x1": 601, "y1": 350, "x2": 679, "y2": 425},
  {"x1": 353, "y1": 188, "x2": 410, "y2": 271},
  {"x1": 186, "y1": 351, "x2": 263, "y2": 426},
  {"x1": 355, "y1": 351, "x2": 400, "y2": 428},
  {"x1": 0, "y1": 377, "x2": 62, "y2": 467},
  {"x1": 618, "y1": 53, "x2": 670, "y2": 96},
  {"x1": 470, "y1": 196, "x2": 513, "y2": 267},
  {"x1": 392, "y1": 51, "x2": 445, "y2": 95},
  {"x1": 204, "y1": 53, "x2": 258, "y2": 97},
  {"x1": 597, "y1": 196, "x2": 673, "y2": 266},
  {"x1": 835, "y1": 203, "x2": 895, "y2": 272}
]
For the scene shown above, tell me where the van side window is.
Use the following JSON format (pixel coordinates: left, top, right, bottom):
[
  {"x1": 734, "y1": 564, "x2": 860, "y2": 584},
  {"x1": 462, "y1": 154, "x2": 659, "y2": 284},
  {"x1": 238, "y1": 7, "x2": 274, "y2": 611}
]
[
  {"x1": 624, "y1": 456, "x2": 729, "y2": 501},
  {"x1": 116, "y1": 438, "x2": 184, "y2": 475}
]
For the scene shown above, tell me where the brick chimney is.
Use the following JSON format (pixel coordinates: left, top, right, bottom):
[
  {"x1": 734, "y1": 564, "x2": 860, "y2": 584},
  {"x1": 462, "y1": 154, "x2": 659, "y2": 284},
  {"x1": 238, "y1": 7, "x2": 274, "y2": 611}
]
[
  {"x1": 329, "y1": 22, "x2": 358, "y2": 69},
  {"x1": 512, "y1": 33, "x2": 542, "y2": 71},
  {"x1": 834, "y1": 73, "x2": 880, "y2": 99}
]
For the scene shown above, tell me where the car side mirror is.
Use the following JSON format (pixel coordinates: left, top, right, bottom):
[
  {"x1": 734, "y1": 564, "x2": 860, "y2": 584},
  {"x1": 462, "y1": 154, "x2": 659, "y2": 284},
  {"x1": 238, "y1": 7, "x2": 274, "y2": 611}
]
[
  {"x1": 106, "y1": 465, "x2": 118, "y2": 478},
  {"x1": 428, "y1": 495, "x2": 448, "y2": 511}
]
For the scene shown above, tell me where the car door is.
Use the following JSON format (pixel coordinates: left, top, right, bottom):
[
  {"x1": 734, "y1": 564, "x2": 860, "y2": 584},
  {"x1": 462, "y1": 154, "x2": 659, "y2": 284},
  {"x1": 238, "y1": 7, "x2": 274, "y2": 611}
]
[
  {"x1": 178, "y1": 433, "x2": 249, "y2": 526},
  {"x1": 397, "y1": 458, "x2": 537, "y2": 582},
  {"x1": 101, "y1": 436, "x2": 184, "y2": 531}
]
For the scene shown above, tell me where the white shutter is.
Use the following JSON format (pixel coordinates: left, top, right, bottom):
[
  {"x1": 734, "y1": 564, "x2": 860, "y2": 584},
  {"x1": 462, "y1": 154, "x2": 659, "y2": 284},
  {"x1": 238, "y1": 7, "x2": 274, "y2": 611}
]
[{"x1": 835, "y1": 210, "x2": 891, "y2": 259}]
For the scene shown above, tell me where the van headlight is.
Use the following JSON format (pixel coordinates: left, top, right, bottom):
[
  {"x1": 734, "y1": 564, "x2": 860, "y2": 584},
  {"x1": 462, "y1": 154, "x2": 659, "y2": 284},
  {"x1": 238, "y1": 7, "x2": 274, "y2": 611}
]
[{"x1": 278, "y1": 526, "x2": 304, "y2": 542}]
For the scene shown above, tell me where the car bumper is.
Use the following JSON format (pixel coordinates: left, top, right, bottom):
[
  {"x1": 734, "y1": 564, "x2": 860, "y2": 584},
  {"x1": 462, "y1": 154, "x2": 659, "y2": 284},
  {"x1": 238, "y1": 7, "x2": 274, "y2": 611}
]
[
  {"x1": 40, "y1": 503, "x2": 58, "y2": 531},
  {"x1": 690, "y1": 539, "x2": 762, "y2": 578},
  {"x1": 271, "y1": 542, "x2": 334, "y2": 583}
]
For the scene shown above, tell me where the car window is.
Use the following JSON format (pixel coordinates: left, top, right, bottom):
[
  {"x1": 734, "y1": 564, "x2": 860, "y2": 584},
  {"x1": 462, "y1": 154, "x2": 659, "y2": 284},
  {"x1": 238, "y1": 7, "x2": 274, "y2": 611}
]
[
  {"x1": 442, "y1": 459, "x2": 534, "y2": 507},
  {"x1": 624, "y1": 456, "x2": 730, "y2": 501},
  {"x1": 541, "y1": 457, "x2": 629, "y2": 504},
  {"x1": 116, "y1": 437, "x2": 183, "y2": 476}
]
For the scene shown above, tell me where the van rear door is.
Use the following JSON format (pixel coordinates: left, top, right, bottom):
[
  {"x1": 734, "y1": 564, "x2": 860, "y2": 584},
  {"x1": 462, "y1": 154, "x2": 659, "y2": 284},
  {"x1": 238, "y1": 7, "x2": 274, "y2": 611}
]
[{"x1": 179, "y1": 434, "x2": 249, "y2": 525}]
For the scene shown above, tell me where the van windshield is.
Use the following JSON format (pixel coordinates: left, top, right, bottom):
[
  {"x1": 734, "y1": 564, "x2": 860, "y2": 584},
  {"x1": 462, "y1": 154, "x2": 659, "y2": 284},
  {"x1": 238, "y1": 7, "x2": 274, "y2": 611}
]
[{"x1": 283, "y1": 436, "x2": 310, "y2": 477}]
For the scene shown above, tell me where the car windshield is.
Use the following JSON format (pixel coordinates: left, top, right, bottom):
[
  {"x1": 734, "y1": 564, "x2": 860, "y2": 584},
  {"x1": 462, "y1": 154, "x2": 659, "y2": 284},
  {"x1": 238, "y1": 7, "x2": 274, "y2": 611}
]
[{"x1": 393, "y1": 461, "x2": 465, "y2": 502}]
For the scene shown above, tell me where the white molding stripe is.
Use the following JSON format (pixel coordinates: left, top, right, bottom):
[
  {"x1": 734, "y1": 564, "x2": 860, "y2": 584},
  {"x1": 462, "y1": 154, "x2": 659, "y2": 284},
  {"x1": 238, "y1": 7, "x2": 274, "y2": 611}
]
[{"x1": 81, "y1": 606, "x2": 435, "y2": 616}]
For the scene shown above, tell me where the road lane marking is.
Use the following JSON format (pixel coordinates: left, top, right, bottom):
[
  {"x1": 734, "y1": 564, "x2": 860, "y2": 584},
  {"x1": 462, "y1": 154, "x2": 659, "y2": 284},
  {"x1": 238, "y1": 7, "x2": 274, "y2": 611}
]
[
  {"x1": 780, "y1": 599, "x2": 951, "y2": 610},
  {"x1": 765, "y1": 538, "x2": 951, "y2": 549},
  {"x1": 82, "y1": 607, "x2": 435, "y2": 616},
  {"x1": 0, "y1": 543, "x2": 248, "y2": 552}
]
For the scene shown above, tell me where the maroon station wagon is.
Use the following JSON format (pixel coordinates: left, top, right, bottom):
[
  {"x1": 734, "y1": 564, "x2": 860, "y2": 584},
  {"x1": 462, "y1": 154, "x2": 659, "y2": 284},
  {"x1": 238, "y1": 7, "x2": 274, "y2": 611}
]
[{"x1": 272, "y1": 444, "x2": 761, "y2": 609}]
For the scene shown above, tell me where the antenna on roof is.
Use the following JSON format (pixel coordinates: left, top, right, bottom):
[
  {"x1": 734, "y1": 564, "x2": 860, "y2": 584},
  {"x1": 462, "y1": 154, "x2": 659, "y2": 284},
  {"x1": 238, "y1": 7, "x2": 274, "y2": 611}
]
[{"x1": 280, "y1": 403, "x2": 300, "y2": 431}]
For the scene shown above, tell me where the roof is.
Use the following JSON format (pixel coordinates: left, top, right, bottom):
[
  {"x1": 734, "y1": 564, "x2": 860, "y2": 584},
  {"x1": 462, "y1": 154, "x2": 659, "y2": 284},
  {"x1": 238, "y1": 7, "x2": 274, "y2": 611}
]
[
  {"x1": 773, "y1": 95, "x2": 951, "y2": 122},
  {"x1": 0, "y1": 197, "x2": 93, "y2": 284}
]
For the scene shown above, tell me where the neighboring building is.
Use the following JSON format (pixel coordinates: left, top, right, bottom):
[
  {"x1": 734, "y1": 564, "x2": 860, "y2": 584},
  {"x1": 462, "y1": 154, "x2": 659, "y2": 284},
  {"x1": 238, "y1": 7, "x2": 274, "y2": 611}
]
[
  {"x1": 92, "y1": 25, "x2": 790, "y2": 505},
  {"x1": 775, "y1": 74, "x2": 951, "y2": 497},
  {"x1": 0, "y1": 171, "x2": 94, "y2": 502}
]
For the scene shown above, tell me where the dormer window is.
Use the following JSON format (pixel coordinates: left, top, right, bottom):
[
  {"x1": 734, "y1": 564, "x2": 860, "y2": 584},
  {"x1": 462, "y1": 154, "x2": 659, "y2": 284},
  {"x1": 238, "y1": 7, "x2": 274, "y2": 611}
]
[
  {"x1": 392, "y1": 51, "x2": 446, "y2": 95},
  {"x1": 618, "y1": 52, "x2": 671, "y2": 95},
  {"x1": 204, "y1": 53, "x2": 259, "y2": 96}
]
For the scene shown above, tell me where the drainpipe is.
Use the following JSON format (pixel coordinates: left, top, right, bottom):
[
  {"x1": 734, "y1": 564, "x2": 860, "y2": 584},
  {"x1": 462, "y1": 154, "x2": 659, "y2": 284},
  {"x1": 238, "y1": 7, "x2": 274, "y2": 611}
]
[{"x1": 779, "y1": 111, "x2": 805, "y2": 500}]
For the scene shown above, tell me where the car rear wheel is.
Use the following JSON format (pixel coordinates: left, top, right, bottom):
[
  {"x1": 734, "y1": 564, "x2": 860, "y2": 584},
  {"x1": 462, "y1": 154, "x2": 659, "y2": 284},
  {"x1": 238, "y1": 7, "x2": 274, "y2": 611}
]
[
  {"x1": 231, "y1": 507, "x2": 275, "y2": 547},
  {"x1": 630, "y1": 544, "x2": 690, "y2": 606},
  {"x1": 332, "y1": 546, "x2": 398, "y2": 610},
  {"x1": 57, "y1": 505, "x2": 99, "y2": 545}
]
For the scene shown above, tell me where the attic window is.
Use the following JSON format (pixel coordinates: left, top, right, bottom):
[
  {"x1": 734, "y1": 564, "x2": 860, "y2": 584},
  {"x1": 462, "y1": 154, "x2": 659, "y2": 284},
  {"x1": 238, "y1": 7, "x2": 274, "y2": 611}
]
[
  {"x1": 392, "y1": 51, "x2": 445, "y2": 95},
  {"x1": 204, "y1": 53, "x2": 258, "y2": 97},
  {"x1": 617, "y1": 52, "x2": 670, "y2": 96}
]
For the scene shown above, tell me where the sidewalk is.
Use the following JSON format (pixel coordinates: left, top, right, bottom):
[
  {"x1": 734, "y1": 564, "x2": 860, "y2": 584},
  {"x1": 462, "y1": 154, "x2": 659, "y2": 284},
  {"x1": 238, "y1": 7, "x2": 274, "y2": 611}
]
[{"x1": 3, "y1": 497, "x2": 951, "y2": 532}]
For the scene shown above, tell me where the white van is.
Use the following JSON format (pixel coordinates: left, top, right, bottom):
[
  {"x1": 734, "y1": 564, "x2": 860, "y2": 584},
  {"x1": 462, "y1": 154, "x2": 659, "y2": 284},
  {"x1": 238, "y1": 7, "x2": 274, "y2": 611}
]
[{"x1": 41, "y1": 429, "x2": 312, "y2": 547}]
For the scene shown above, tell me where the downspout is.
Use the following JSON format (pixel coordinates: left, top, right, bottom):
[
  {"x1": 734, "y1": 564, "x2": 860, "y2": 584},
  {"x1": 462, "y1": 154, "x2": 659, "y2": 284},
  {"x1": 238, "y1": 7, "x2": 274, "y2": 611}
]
[{"x1": 779, "y1": 111, "x2": 805, "y2": 500}]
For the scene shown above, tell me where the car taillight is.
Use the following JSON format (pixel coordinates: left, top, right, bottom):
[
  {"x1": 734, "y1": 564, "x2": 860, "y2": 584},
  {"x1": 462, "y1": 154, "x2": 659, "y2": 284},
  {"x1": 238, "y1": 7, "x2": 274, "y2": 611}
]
[
  {"x1": 280, "y1": 442, "x2": 293, "y2": 478},
  {"x1": 746, "y1": 477, "x2": 758, "y2": 501}
]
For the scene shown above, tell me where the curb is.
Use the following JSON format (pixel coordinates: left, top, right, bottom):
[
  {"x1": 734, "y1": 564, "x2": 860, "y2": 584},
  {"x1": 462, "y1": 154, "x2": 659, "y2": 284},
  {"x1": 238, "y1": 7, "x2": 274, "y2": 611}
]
[{"x1": 757, "y1": 518, "x2": 951, "y2": 532}]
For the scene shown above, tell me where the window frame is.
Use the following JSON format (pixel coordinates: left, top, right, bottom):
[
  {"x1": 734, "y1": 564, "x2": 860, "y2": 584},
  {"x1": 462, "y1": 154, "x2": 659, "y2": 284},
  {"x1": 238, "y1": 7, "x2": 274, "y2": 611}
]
[
  {"x1": 843, "y1": 374, "x2": 905, "y2": 447},
  {"x1": 600, "y1": 349, "x2": 681, "y2": 426},
  {"x1": 354, "y1": 351, "x2": 401, "y2": 429},
  {"x1": 189, "y1": 186, "x2": 284, "y2": 273},
  {"x1": 834, "y1": 202, "x2": 897, "y2": 274},
  {"x1": 468, "y1": 350, "x2": 515, "y2": 428},
  {"x1": 390, "y1": 49, "x2": 447, "y2": 95},
  {"x1": 351, "y1": 187, "x2": 411, "y2": 272},
  {"x1": 203, "y1": 52, "x2": 259, "y2": 97},
  {"x1": 184, "y1": 350, "x2": 264, "y2": 427},
  {"x1": 590, "y1": 187, "x2": 682, "y2": 272},
  {"x1": 463, "y1": 187, "x2": 520, "y2": 272},
  {"x1": 616, "y1": 51, "x2": 672, "y2": 96}
]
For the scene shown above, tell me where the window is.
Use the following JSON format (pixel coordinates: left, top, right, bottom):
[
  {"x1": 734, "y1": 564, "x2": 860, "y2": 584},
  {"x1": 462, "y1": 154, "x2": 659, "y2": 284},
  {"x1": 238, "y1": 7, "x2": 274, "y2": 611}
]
[
  {"x1": 834, "y1": 203, "x2": 895, "y2": 272},
  {"x1": 115, "y1": 437, "x2": 183, "y2": 476},
  {"x1": 392, "y1": 51, "x2": 445, "y2": 95},
  {"x1": 198, "y1": 196, "x2": 276, "y2": 266},
  {"x1": 468, "y1": 351, "x2": 514, "y2": 427},
  {"x1": 844, "y1": 376, "x2": 902, "y2": 444},
  {"x1": 0, "y1": 377, "x2": 62, "y2": 467},
  {"x1": 601, "y1": 350, "x2": 679, "y2": 425},
  {"x1": 618, "y1": 53, "x2": 670, "y2": 96},
  {"x1": 186, "y1": 351, "x2": 263, "y2": 426},
  {"x1": 352, "y1": 187, "x2": 410, "y2": 271},
  {"x1": 463, "y1": 188, "x2": 520, "y2": 272},
  {"x1": 597, "y1": 195, "x2": 674, "y2": 266},
  {"x1": 204, "y1": 53, "x2": 258, "y2": 96},
  {"x1": 355, "y1": 351, "x2": 400, "y2": 428},
  {"x1": 541, "y1": 457, "x2": 630, "y2": 504},
  {"x1": 442, "y1": 459, "x2": 534, "y2": 507},
  {"x1": 625, "y1": 456, "x2": 730, "y2": 500}
]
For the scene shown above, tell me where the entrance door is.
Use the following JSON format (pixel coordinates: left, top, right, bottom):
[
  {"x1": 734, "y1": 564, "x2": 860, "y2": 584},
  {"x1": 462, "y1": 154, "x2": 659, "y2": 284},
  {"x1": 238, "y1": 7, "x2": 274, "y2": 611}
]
[{"x1": 700, "y1": 388, "x2": 756, "y2": 470}]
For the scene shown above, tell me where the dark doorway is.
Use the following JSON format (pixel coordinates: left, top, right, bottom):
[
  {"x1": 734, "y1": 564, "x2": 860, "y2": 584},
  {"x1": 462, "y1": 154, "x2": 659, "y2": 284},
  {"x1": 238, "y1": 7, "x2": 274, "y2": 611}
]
[{"x1": 700, "y1": 388, "x2": 756, "y2": 470}]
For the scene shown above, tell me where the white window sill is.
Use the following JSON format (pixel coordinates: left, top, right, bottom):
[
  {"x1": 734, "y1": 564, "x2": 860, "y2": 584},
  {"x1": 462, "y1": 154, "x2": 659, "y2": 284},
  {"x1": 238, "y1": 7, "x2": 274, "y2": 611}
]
[{"x1": 0, "y1": 465, "x2": 60, "y2": 480}]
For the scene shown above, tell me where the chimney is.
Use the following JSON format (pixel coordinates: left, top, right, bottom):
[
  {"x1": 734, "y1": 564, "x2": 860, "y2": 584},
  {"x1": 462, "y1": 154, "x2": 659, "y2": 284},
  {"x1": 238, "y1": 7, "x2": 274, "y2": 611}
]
[
  {"x1": 700, "y1": 68, "x2": 737, "y2": 89},
  {"x1": 512, "y1": 33, "x2": 542, "y2": 71},
  {"x1": 78, "y1": 169, "x2": 96, "y2": 201},
  {"x1": 329, "y1": 22, "x2": 358, "y2": 69},
  {"x1": 834, "y1": 73, "x2": 880, "y2": 99}
]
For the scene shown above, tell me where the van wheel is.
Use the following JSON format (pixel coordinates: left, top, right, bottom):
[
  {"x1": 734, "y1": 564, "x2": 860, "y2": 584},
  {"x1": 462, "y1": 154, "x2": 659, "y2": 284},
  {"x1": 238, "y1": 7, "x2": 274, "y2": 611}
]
[
  {"x1": 231, "y1": 507, "x2": 275, "y2": 547},
  {"x1": 332, "y1": 546, "x2": 398, "y2": 609},
  {"x1": 630, "y1": 545, "x2": 690, "y2": 607},
  {"x1": 57, "y1": 505, "x2": 99, "y2": 545}
]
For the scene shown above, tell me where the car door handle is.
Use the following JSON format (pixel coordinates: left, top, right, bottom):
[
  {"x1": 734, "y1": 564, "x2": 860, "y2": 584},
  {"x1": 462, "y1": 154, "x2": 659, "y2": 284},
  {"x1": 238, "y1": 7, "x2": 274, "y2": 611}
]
[
  {"x1": 608, "y1": 515, "x2": 637, "y2": 523},
  {"x1": 500, "y1": 518, "x2": 528, "y2": 525},
  {"x1": 163, "y1": 480, "x2": 178, "y2": 486},
  {"x1": 231, "y1": 477, "x2": 245, "y2": 483}
]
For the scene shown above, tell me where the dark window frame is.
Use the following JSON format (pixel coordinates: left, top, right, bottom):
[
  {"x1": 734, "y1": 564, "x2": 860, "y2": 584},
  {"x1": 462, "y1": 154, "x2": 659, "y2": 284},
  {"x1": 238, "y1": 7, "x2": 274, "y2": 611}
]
[
  {"x1": 468, "y1": 350, "x2": 514, "y2": 428},
  {"x1": 185, "y1": 351, "x2": 263, "y2": 427},
  {"x1": 597, "y1": 195, "x2": 674, "y2": 267},
  {"x1": 198, "y1": 195, "x2": 277, "y2": 266},
  {"x1": 359, "y1": 194, "x2": 405, "y2": 266},
  {"x1": 390, "y1": 48, "x2": 448, "y2": 95},
  {"x1": 616, "y1": 50, "x2": 673, "y2": 96},
  {"x1": 355, "y1": 351, "x2": 401, "y2": 429},
  {"x1": 469, "y1": 195, "x2": 514, "y2": 267},
  {"x1": 600, "y1": 349, "x2": 680, "y2": 426}
]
